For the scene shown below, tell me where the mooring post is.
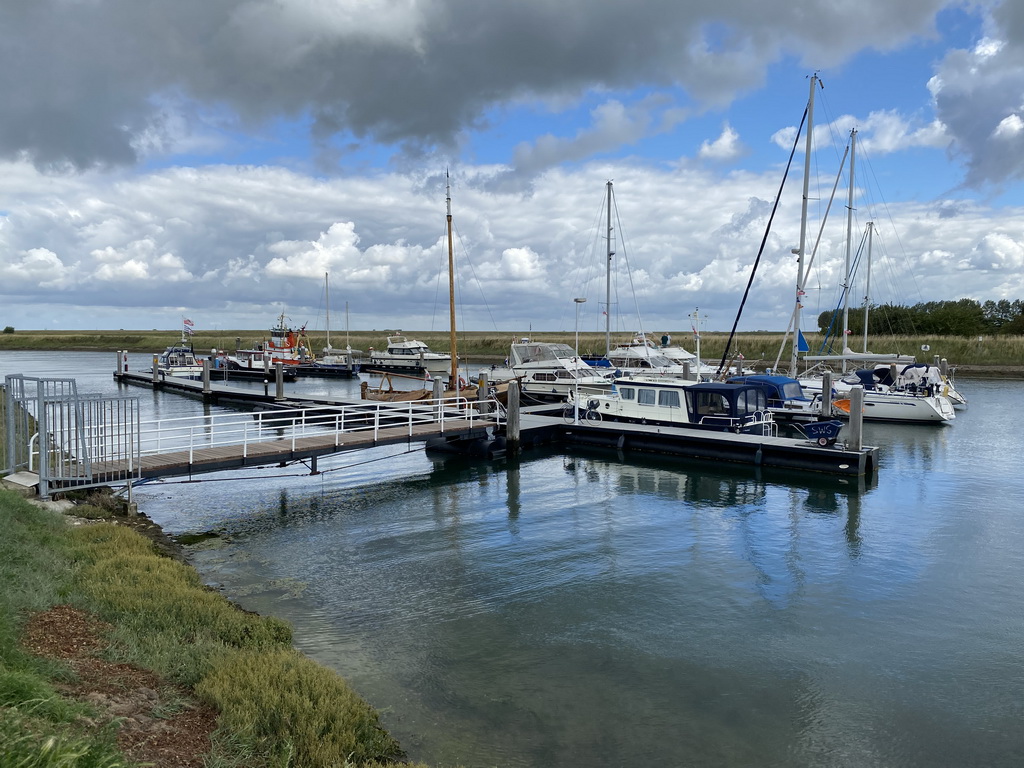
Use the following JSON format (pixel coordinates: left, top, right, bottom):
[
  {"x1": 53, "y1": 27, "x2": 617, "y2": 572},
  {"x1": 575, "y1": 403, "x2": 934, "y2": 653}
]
[
  {"x1": 506, "y1": 380, "x2": 520, "y2": 455},
  {"x1": 477, "y1": 372, "x2": 489, "y2": 414},
  {"x1": 821, "y1": 370, "x2": 833, "y2": 416},
  {"x1": 848, "y1": 385, "x2": 864, "y2": 452},
  {"x1": 683, "y1": 360, "x2": 691, "y2": 381},
  {"x1": 202, "y1": 360, "x2": 211, "y2": 396},
  {"x1": 940, "y1": 357, "x2": 949, "y2": 377},
  {"x1": 151, "y1": 355, "x2": 159, "y2": 384},
  {"x1": 275, "y1": 363, "x2": 285, "y2": 401}
]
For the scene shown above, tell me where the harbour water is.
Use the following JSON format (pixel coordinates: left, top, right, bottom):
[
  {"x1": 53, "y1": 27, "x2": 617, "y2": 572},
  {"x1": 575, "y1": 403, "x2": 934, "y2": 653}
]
[{"x1": 3, "y1": 352, "x2": 1023, "y2": 767}]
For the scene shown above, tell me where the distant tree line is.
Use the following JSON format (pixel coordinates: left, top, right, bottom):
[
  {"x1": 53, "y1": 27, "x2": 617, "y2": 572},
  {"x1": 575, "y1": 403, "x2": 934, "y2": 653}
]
[{"x1": 817, "y1": 299, "x2": 1024, "y2": 337}]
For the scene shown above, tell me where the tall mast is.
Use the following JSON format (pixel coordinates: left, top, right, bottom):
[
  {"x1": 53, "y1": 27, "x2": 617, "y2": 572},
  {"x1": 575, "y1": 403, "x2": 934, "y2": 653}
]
[
  {"x1": 446, "y1": 171, "x2": 458, "y2": 390},
  {"x1": 324, "y1": 272, "x2": 331, "y2": 351},
  {"x1": 605, "y1": 180, "x2": 614, "y2": 355},
  {"x1": 862, "y1": 221, "x2": 874, "y2": 353},
  {"x1": 841, "y1": 128, "x2": 857, "y2": 372},
  {"x1": 790, "y1": 74, "x2": 818, "y2": 376}
]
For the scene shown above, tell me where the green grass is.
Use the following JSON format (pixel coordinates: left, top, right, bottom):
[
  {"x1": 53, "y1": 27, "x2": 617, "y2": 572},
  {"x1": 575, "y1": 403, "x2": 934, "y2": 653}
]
[
  {"x1": 0, "y1": 491, "x2": 433, "y2": 767},
  {"x1": 1, "y1": 327, "x2": 1020, "y2": 368}
]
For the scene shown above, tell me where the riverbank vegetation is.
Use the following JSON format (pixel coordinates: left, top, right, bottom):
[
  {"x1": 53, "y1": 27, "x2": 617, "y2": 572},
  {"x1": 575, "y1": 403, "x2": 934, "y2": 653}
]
[
  {"x1": 0, "y1": 326, "x2": 1022, "y2": 370},
  {"x1": 0, "y1": 488, "x2": 432, "y2": 767}
]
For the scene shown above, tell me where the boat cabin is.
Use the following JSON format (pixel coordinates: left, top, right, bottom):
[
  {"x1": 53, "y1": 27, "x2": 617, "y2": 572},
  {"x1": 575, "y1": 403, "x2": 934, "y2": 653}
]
[{"x1": 578, "y1": 378, "x2": 775, "y2": 434}]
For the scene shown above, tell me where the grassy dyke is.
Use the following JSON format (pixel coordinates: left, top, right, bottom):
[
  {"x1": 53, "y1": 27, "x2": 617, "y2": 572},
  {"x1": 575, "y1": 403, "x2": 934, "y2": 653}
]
[
  {"x1": 0, "y1": 490, "x2": 432, "y2": 767},
  {"x1": 1, "y1": 327, "x2": 1022, "y2": 368}
]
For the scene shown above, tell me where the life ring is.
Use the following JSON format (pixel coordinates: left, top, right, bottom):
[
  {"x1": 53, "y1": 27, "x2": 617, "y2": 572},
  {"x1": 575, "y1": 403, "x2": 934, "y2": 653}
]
[{"x1": 458, "y1": 376, "x2": 467, "y2": 389}]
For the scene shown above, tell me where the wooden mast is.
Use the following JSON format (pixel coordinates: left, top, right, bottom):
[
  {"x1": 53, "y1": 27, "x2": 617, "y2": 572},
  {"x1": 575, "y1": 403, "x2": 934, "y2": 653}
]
[{"x1": 446, "y1": 171, "x2": 458, "y2": 390}]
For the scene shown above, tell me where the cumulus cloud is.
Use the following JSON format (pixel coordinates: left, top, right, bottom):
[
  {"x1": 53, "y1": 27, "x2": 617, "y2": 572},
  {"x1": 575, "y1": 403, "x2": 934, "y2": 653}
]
[
  {"x1": 0, "y1": 0, "x2": 964, "y2": 172},
  {"x1": 929, "y1": 4, "x2": 1024, "y2": 188},
  {"x1": 698, "y1": 123, "x2": 744, "y2": 162}
]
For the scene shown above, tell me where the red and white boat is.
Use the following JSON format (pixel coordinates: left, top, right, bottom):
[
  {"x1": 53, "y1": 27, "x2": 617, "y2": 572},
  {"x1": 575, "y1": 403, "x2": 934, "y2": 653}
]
[{"x1": 233, "y1": 314, "x2": 316, "y2": 368}]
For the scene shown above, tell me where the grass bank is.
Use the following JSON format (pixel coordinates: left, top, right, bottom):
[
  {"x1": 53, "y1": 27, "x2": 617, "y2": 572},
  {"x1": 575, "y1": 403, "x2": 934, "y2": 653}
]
[
  {"x1": 1, "y1": 328, "x2": 1023, "y2": 369},
  {"x1": 0, "y1": 489, "x2": 434, "y2": 767}
]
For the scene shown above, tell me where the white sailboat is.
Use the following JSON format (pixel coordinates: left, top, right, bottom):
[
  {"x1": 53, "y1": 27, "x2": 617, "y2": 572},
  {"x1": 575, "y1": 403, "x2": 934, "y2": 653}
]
[{"x1": 791, "y1": 126, "x2": 955, "y2": 423}]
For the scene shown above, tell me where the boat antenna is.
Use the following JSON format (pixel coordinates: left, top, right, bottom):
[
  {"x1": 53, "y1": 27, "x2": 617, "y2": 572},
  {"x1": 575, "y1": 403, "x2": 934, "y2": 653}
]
[{"x1": 717, "y1": 100, "x2": 808, "y2": 378}]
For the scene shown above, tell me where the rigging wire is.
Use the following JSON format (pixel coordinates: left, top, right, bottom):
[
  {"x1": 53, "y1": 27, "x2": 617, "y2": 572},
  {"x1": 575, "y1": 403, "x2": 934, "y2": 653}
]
[{"x1": 718, "y1": 104, "x2": 808, "y2": 377}]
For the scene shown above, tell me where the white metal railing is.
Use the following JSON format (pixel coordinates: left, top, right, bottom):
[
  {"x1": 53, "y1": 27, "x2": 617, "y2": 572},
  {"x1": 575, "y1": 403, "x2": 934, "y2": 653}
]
[{"x1": 135, "y1": 396, "x2": 504, "y2": 461}]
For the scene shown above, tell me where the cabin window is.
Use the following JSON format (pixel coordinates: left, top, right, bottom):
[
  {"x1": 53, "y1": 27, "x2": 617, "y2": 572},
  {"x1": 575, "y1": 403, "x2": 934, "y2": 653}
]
[
  {"x1": 692, "y1": 392, "x2": 728, "y2": 416},
  {"x1": 638, "y1": 389, "x2": 656, "y2": 406},
  {"x1": 556, "y1": 370, "x2": 574, "y2": 379},
  {"x1": 780, "y1": 381, "x2": 803, "y2": 399},
  {"x1": 619, "y1": 387, "x2": 635, "y2": 401},
  {"x1": 535, "y1": 372, "x2": 556, "y2": 382},
  {"x1": 658, "y1": 390, "x2": 680, "y2": 408}
]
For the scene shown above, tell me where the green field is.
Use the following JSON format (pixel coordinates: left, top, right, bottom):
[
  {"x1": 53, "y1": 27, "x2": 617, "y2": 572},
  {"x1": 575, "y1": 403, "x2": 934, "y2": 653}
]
[{"x1": 0, "y1": 328, "x2": 1021, "y2": 369}]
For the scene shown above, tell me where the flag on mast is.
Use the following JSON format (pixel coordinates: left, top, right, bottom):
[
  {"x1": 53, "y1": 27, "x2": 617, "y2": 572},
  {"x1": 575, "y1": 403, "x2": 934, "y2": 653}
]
[
  {"x1": 183, "y1": 317, "x2": 194, "y2": 336},
  {"x1": 797, "y1": 329, "x2": 809, "y2": 352}
]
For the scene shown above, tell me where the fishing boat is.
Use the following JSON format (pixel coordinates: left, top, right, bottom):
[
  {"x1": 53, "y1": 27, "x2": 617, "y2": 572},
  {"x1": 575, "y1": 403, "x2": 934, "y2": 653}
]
[
  {"x1": 568, "y1": 376, "x2": 776, "y2": 435},
  {"x1": 233, "y1": 314, "x2": 316, "y2": 369}
]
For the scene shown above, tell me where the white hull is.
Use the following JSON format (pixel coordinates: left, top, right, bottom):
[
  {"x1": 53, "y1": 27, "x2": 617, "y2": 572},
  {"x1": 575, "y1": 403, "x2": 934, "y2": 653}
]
[
  {"x1": 366, "y1": 353, "x2": 451, "y2": 375},
  {"x1": 802, "y1": 379, "x2": 954, "y2": 423}
]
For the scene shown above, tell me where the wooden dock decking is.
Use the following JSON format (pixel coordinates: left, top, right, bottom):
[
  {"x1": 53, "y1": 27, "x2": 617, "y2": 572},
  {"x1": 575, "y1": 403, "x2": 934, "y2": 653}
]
[{"x1": 98, "y1": 419, "x2": 498, "y2": 481}]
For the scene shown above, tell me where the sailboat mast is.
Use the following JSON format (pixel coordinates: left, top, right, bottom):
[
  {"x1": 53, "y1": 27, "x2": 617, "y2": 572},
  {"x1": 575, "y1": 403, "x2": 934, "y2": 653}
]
[
  {"x1": 446, "y1": 172, "x2": 458, "y2": 390},
  {"x1": 605, "y1": 180, "x2": 614, "y2": 355},
  {"x1": 863, "y1": 221, "x2": 873, "y2": 353},
  {"x1": 841, "y1": 128, "x2": 857, "y2": 372},
  {"x1": 324, "y1": 272, "x2": 331, "y2": 351},
  {"x1": 790, "y1": 74, "x2": 818, "y2": 376}
]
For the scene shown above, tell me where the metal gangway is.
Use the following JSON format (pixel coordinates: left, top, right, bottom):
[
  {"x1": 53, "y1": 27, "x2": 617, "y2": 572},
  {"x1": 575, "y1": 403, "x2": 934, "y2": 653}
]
[
  {"x1": 4, "y1": 374, "x2": 142, "y2": 498},
  {"x1": 3, "y1": 374, "x2": 503, "y2": 497}
]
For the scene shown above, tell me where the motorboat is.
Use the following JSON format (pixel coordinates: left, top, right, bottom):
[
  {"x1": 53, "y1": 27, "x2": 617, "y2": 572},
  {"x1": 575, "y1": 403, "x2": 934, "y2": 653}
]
[
  {"x1": 726, "y1": 374, "x2": 825, "y2": 422},
  {"x1": 488, "y1": 339, "x2": 615, "y2": 402},
  {"x1": 153, "y1": 339, "x2": 204, "y2": 379},
  {"x1": 365, "y1": 334, "x2": 452, "y2": 376},
  {"x1": 604, "y1": 336, "x2": 698, "y2": 379},
  {"x1": 568, "y1": 376, "x2": 776, "y2": 435}
]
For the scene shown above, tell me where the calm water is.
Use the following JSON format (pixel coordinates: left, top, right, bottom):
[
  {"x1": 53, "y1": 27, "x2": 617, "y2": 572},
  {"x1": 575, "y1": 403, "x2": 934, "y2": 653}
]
[{"x1": 3, "y1": 352, "x2": 1023, "y2": 767}]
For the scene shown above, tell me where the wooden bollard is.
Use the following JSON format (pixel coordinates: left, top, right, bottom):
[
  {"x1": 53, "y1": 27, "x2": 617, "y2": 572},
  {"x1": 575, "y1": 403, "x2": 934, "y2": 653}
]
[
  {"x1": 848, "y1": 385, "x2": 864, "y2": 452},
  {"x1": 821, "y1": 370, "x2": 833, "y2": 416},
  {"x1": 275, "y1": 363, "x2": 285, "y2": 401},
  {"x1": 477, "y1": 372, "x2": 490, "y2": 413},
  {"x1": 202, "y1": 359, "x2": 212, "y2": 395},
  {"x1": 506, "y1": 380, "x2": 520, "y2": 454}
]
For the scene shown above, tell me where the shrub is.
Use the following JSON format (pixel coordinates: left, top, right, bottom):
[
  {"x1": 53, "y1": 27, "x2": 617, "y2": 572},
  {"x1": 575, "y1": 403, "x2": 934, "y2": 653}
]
[{"x1": 197, "y1": 647, "x2": 405, "y2": 767}]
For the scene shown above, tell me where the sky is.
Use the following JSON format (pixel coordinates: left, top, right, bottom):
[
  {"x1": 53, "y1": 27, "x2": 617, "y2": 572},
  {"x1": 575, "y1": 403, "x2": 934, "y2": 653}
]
[{"x1": 1, "y1": 0, "x2": 1023, "y2": 338}]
